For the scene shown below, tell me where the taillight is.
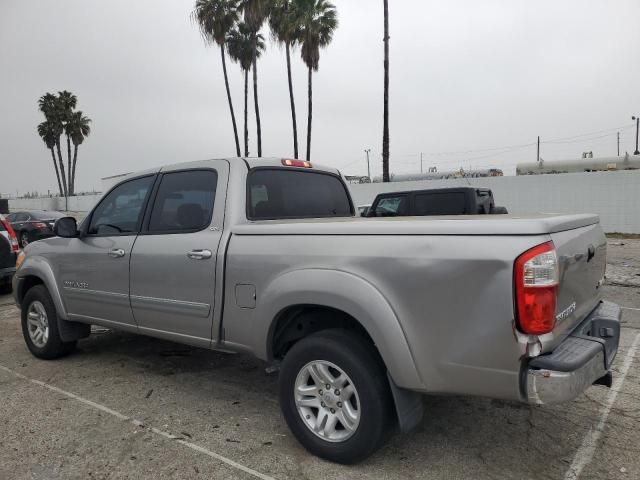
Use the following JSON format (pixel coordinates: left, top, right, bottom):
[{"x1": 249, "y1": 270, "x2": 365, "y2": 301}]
[
  {"x1": 282, "y1": 159, "x2": 312, "y2": 168},
  {"x1": 514, "y1": 241, "x2": 559, "y2": 335},
  {"x1": 32, "y1": 222, "x2": 48, "y2": 228},
  {"x1": 0, "y1": 216, "x2": 19, "y2": 253}
]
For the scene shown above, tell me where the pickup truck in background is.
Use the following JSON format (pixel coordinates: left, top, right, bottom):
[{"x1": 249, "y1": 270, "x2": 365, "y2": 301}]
[
  {"x1": 13, "y1": 158, "x2": 620, "y2": 463},
  {"x1": 365, "y1": 186, "x2": 508, "y2": 217}
]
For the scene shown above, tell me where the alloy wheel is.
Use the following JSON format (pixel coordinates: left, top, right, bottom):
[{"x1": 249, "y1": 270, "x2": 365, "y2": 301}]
[
  {"x1": 294, "y1": 360, "x2": 361, "y2": 442},
  {"x1": 27, "y1": 300, "x2": 49, "y2": 348}
]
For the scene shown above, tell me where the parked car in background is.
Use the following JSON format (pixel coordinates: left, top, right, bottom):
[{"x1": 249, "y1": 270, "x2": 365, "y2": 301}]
[
  {"x1": 0, "y1": 215, "x2": 19, "y2": 293},
  {"x1": 365, "y1": 186, "x2": 508, "y2": 217},
  {"x1": 6, "y1": 210, "x2": 66, "y2": 248}
]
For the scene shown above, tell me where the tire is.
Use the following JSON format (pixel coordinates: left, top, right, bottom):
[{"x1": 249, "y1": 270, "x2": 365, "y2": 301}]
[
  {"x1": 19, "y1": 231, "x2": 29, "y2": 248},
  {"x1": 279, "y1": 329, "x2": 394, "y2": 464},
  {"x1": 21, "y1": 285, "x2": 76, "y2": 359}
]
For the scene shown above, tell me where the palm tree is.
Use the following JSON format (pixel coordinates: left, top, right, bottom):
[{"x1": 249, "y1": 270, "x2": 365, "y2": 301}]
[
  {"x1": 294, "y1": 0, "x2": 337, "y2": 161},
  {"x1": 270, "y1": 0, "x2": 302, "y2": 158},
  {"x1": 382, "y1": 0, "x2": 390, "y2": 182},
  {"x1": 227, "y1": 22, "x2": 265, "y2": 156},
  {"x1": 38, "y1": 93, "x2": 68, "y2": 196},
  {"x1": 239, "y1": 0, "x2": 271, "y2": 157},
  {"x1": 193, "y1": 0, "x2": 242, "y2": 157},
  {"x1": 37, "y1": 120, "x2": 64, "y2": 196},
  {"x1": 58, "y1": 90, "x2": 78, "y2": 193},
  {"x1": 66, "y1": 111, "x2": 92, "y2": 195}
]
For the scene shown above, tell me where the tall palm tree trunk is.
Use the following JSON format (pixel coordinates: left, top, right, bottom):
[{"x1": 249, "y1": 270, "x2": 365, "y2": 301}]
[
  {"x1": 306, "y1": 66, "x2": 313, "y2": 161},
  {"x1": 285, "y1": 42, "x2": 299, "y2": 158},
  {"x1": 55, "y1": 140, "x2": 68, "y2": 196},
  {"x1": 72, "y1": 145, "x2": 79, "y2": 194},
  {"x1": 382, "y1": 0, "x2": 390, "y2": 182},
  {"x1": 244, "y1": 69, "x2": 249, "y2": 156},
  {"x1": 49, "y1": 148, "x2": 63, "y2": 196},
  {"x1": 252, "y1": 47, "x2": 262, "y2": 157},
  {"x1": 220, "y1": 45, "x2": 241, "y2": 157},
  {"x1": 66, "y1": 135, "x2": 73, "y2": 195}
]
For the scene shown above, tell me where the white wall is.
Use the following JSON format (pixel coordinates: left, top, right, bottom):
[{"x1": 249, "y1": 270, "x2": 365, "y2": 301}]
[
  {"x1": 349, "y1": 170, "x2": 640, "y2": 233},
  {"x1": 8, "y1": 170, "x2": 640, "y2": 233},
  {"x1": 8, "y1": 194, "x2": 101, "y2": 213}
]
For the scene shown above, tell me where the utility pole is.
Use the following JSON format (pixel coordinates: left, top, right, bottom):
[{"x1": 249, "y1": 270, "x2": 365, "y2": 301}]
[
  {"x1": 537, "y1": 136, "x2": 540, "y2": 163},
  {"x1": 420, "y1": 152, "x2": 423, "y2": 173},
  {"x1": 633, "y1": 116, "x2": 640, "y2": 155},
  {"x1": 617, "y1": 131, "x2": 620, "y2": 156},
  {"x1": 381, "y1": 0, "x2": 390, "y2": 182},
  {"x1": 364, "y1": 149, "x2": 371, "y2": 180}
]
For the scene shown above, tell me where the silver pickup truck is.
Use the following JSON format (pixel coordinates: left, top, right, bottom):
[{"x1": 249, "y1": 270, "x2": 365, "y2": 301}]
[{"x1": 13, "y1": 157, "x2": 621, "y2": 463}]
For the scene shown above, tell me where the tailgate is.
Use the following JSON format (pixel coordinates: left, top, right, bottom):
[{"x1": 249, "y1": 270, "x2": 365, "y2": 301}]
[{"x1": 549, "y1": 222, "x2": 606, "y2": 348}]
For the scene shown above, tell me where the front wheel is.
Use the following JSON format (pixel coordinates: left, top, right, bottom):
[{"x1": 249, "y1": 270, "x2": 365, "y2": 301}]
[
  {"x1": 279, "y1": 329, "x2": 394, "y2": 464},
  {"x1": 21, "y1": 285, "x2": 76, "y2": 359}
]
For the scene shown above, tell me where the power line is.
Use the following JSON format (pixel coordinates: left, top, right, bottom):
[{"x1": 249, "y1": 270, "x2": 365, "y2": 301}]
[
  {"x1": 417, "y1": 141, "x2": 536, "y2": 157},
  {"x1": 544, "y1": 124, "x2": 634, "y2": 143},
  {"x1": 411, "y1": 123, "x2": 635, "y2": 158}
]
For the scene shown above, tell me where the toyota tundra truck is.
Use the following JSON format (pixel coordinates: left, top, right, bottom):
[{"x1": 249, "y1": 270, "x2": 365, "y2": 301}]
[{"x1": 13, "y1": 157, "x2": 621, "y2": 463}]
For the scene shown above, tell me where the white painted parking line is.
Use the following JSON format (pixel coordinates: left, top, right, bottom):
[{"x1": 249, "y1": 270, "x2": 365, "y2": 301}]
[
  {"x1": 564, "y1": 331, "x2": 640, "y2": 480},
  {"x1": 621, "y1": 306, "x2": 640, "y2": 311},
  {"x1": 0, "y1": 364, "x2": 276, "y2": 480}
]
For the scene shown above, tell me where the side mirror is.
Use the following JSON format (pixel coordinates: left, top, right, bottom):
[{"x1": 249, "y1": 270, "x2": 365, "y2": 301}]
[{"x1": 53, "y1": 217, "x2": 79, "y2": 238}]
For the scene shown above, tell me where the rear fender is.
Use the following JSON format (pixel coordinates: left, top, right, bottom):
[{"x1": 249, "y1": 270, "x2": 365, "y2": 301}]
[{"x1": 260, "y1": 268, "x2": 424, "y2": 390}]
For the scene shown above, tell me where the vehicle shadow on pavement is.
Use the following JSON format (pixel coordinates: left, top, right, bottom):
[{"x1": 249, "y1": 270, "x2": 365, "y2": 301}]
[
  {"x1": 2, "y1": 312, "x2": 637, "y2": 480},
  {"x1": 67, "y1": 329, "x2": 627, "y2": 480}
]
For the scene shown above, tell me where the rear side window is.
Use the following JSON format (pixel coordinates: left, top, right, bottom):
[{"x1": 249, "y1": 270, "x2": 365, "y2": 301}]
[
  {"x1": 414, "y1": 192, "x2": 467, "y2": 215},
  {"x1": 148, "y1": 170, "x2": 217, "y2": 232},
  {"x1": 248, "y1": 169, "x2": 352, "y2": 220},
  {"x1": 88, "y1": 176, "x2": 154, "y2": 235},
  {"x1": 372, "y1": 195, "x2": 408, "y2": 216}
]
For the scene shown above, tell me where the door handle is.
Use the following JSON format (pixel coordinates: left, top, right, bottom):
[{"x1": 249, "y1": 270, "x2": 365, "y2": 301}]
[
  {"x1": 108, "y1": 248, "x2": 126, "y2": 258},
  {"x1": 187, "y1": 249, "x2": 212, "y2": 260}
]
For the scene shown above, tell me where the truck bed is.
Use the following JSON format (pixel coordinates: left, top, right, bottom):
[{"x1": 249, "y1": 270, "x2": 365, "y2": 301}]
[{"x1": 232, "y1": 213, "x2": 600, "y2": 236}]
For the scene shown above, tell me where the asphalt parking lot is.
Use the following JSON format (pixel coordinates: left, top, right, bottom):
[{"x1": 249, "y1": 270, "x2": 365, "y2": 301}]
[{"x1": 1, "y1": 240, "x2": 639, "y2": 480}]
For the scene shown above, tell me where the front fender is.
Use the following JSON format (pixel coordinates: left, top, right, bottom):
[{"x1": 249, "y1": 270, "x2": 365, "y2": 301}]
[
  {"x1": 259, "y1": 268, "x2": 424, "y2": 390},
  {"x1": 15, "y1": 255, "x2": 68, "y2": 320}
]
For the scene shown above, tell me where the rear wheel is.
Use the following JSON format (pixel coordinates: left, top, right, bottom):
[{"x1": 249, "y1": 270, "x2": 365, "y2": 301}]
[
  {"x1": 279, "y1": 329, "x2": 394, "y2": 464},
  {"x1": 21, "y1": 285, "x2": 76, "y2": 359}
]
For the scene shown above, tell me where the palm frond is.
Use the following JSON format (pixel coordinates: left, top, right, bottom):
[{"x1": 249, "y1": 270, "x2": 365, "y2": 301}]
[
  {"x1": 227, "y1": 21, "x2": 264, "y2": 71},
  {"x1": 294, "y1": 0, "x2": 338, "y2": 71},
  {"x1": 66, "y1": 111, "x2": 92, "y2": 146},
  {"x1": 192, "y1": 0, "x2": 240, "y2": 46}
]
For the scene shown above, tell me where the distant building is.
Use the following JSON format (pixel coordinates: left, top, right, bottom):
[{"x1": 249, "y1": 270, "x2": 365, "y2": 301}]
[
  {"x1": 344, "y1": 175, "x2": 371, "y2": 184},
  {"x1": 372, "y1": 167, "x2": 503, "y2": 183},
  {"x1": 516, "y1": 154, "x2": 640, "y2": 175}
]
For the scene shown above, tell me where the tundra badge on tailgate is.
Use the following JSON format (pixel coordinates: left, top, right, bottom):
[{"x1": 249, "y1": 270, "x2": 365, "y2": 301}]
[{"x1": 556, "y1": 301, "x2": 577, "y2": 323}]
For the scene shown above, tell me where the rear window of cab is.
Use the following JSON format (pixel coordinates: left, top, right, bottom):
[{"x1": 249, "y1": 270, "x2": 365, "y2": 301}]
[{"x1": 247, "y1": 169, "x2": 353, "y2": 220}]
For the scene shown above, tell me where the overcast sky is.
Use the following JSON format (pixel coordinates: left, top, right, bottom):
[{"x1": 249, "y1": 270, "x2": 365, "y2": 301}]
[{"x1": 1, "y1": 0, "x2": 639, "y2": 195}]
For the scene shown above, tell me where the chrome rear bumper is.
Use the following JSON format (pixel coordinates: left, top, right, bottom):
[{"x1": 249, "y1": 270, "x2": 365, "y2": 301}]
[{"x1": 525, "y1": 301, "x2": 621, "y2": 405}]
